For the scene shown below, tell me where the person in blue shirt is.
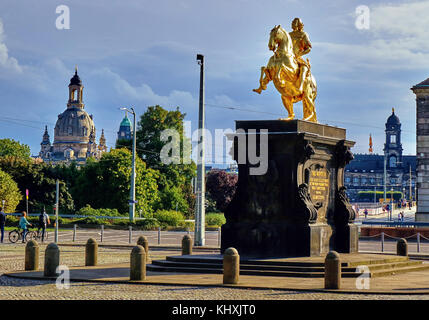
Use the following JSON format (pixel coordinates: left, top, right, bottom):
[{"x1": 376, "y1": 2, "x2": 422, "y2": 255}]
[
  {"x1": 19, "y1": 211, "x2": 32, "y2": 243},
  {"x1": 0, "y1": 207, "x2": 6, "y2": 243}
]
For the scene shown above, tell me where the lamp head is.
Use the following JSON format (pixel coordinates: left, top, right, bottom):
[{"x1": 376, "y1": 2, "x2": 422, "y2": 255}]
[{"x1": 196, "y1": 54, "x2": 204, "y2": 64}]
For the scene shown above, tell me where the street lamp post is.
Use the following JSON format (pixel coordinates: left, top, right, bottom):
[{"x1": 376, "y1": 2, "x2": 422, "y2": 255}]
[
  {"x1": 55, "y1": 179, "x2": 59, "y2": 243},
  {"x1": 195, "y1": 53, "x2": 206, "y2": 246},
  {"x1": 390, "y1": 187, "x2": 394, "y2": 221},
  {"x1": 120, "y1": 107, "x2": 137, "y2": 223},
  {"x1": 383, "y1": 155, "x2": 387, "y2": 204}
]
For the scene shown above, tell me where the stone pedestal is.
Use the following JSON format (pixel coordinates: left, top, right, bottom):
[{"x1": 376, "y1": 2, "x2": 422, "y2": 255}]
[
  {"x1": 412, "y1": 80, "x2": 429, "y2": 222},
  {"x1": 221, "y1": 120, "x2": 357, "y2": 257}
]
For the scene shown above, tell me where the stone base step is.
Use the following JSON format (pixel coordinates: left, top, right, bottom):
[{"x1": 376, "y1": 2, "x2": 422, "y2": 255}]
[{"x1": 147, "y1": 254, "x2": 429, "y2": 278}]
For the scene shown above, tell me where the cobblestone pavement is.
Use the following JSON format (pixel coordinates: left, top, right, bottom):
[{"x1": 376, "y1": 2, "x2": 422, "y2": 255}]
[{"x1": 2, "y1": 244, "x2": 429, "y2": 300}]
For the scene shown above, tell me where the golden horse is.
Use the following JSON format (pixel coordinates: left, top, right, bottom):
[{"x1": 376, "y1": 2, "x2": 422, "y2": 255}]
[{"x1": 253, "y1": 25, "x2": 317, "y2": 122}]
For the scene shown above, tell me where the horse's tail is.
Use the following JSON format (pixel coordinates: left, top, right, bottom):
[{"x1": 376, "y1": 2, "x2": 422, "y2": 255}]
[
  {"x1": 311, "y1": 74, "x2": 317, "y2": 100},
  {"x1": 307, "y1": 58, "x2": 311, "y2": 71}
]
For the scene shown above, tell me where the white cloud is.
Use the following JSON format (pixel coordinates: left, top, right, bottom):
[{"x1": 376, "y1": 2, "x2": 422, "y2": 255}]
[
  {"x1": 314, "y1": 1, "x2": 429, "y2": 73},
  {"x1": 370, "y1": 1, "x2": 429, "y2": 39},
  {"x1": 0, "y1": 20, "x2": 22, "y2": 73},
  {"x1": 91, "y1": 67, "x2": 197, "y2": 112}
]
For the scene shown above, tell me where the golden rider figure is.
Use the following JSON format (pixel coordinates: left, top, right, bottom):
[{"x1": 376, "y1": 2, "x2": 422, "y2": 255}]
[{"x1": 289, "y1": 18, "x2": 312, "y2": 94}]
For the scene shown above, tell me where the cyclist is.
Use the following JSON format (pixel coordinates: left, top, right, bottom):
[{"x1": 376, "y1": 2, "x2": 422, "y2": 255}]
[
  {"x1": 19, "y1": 211, "x2": 32, "y2": 243},
  {"x1": 38, "y1": 209, "x2": 50, "y2": 242}
]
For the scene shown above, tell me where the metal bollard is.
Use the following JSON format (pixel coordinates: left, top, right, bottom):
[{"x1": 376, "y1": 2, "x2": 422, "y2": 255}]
[
  {"x1": 72, "y1": 224, "x2": 76, "y2": 242},
  {"x1": 158, "y1": 227, "x2": 161, "y2": 245},
  {"x1": 182, "y1": 234, "x2": 193, "y2": 255},
  {"x1": 100, "y1": 225, "x2": 104, "y2": 243},
  {"x1": 136, "y1": 236, "x2": 149, "y2": 262},
  {"x1": 223, "y1": 247, "x2": 239, "y2": 284},
  {"x1": 381, "y1": 232, "x2": 384, "y2": 252},
  {"x1": 397, "y1": 238, "x2": 408, "y2": 256},
  {"x1": 85, "y1": 238, "x2": 98, "y2": 266},
  {"x1": 325, "y1": 251, "x2": 341, "y2": 289},
  {"x1": 130, "y1": 245, "x2": 146, "y2": 281},
  {"x1": 44, "y1": 243, "x2": 60, "y2": 277},
  {"x1": 417, "y1": 233, "x2": 421, "y2": 253},
  {"x1": 129, "y1": 226, "x2": 132, "y2": 244},
  {"x1": 25, "y1": 240, "x2": 39, "y2": 271}
]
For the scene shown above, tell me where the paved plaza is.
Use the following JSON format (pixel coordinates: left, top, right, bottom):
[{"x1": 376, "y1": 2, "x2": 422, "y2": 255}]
[{"x1": 2, "y1": 239, "x2": 429, "y2": 300}]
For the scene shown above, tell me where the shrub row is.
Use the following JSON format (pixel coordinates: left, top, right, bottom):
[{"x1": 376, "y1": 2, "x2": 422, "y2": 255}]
[{"x1": 5, "y1": 211, "x2": 226, "y2": 229}]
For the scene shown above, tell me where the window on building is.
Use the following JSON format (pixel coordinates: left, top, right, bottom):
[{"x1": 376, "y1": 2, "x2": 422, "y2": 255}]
[
  {"x1": 390, "y1": 135, "x2": 396, "y2": 143},
  {"x1": 389, "y1": 156, "x2": 397, "y2": 167}
]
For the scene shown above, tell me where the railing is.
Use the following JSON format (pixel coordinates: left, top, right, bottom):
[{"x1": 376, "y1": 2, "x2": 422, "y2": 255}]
[
  {"x1": 362, "y1": 221, "x2": 429, "y2": 228},
  {"x1": 360, "y1": 231, "x2": 429, "y2": 253},
  {"x1": 5, "y1": 213, "x2": 149, "y2": 220}
]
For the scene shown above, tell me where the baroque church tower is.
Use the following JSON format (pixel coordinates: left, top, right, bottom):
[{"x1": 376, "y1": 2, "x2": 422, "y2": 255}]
[
  {"x1": 39, "y1": 68, "x2": 106, "y2": 164},
  {"x1": 383, "y1": 108, "x2": 403, "y2": 169}
]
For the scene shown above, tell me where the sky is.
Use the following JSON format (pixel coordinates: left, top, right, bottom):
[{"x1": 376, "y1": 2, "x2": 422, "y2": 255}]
[{"x1": 0, "y1": 0, "x2": 428, "y2": 164}]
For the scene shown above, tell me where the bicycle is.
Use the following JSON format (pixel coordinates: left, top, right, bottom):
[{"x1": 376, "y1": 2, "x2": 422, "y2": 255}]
[
  {"x1": 8, "y1": 227, "x2": 33, "y2": 243},
  {"x1": 30, "y1": 227, "x2": 49, "y2": 242}
]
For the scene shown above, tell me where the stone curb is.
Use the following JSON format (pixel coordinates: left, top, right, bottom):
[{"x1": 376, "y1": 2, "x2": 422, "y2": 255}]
[{"x1": 5, "y1": 269, "x2": 429, "y2": 296}]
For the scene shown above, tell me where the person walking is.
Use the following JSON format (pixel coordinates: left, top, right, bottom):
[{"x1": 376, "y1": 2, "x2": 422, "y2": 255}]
[
  {"x1": 364, "y1": 209, "x2": 368, "y2": 219},
  {"x1": 0, "y1": 207, "x2": 6, "y2": 243},
  {"x1": 19, "y1": 211, "x2": 32, "y2": 243},
  {"x1": 38, "y1": 209, "x2": 50, "y2": 242}
]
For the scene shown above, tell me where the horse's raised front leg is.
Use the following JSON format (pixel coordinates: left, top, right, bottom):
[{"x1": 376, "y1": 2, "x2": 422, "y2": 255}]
[
  {"x1": 253, "y1": 67, "x2": 270, "y2": 94},
  {"x1": 280, "y1": 95, "x2": 295, "y2": 121}
]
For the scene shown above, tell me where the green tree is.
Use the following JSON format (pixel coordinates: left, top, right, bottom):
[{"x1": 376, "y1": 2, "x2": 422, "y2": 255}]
[
  {"x1": 116, "y1": 139, "x2": 132, "y2": 152},
  {"x1": 73, "y1": 149, "x2": 160, "y2": 216},
  {"x1": 0, "y1": 168, "x2": 22, "y2": 212},
  {"x1": 0, "y1": 156, "x2": 74, "y2": 213},
  {"x1": 135, "y1": 105, "x2": 196, "y2": 216},
  {"x1": 0, "y1": 138, "x2": 31, "y2": 160}
]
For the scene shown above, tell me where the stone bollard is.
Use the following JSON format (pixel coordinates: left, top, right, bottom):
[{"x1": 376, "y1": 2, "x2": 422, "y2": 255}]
[
  {"x1": 25, "y1": 240, "x2": 39, "y2": 271},
  {"x1": 137, "y1": 236, "x2": 149, "y2": 262},
  {"x1": 223, "y1": 247, "x2": 239, "y2": 284},
  {"x1": 130, "y1": 245, "x2": 146, "y2": 281},
  {"x1": 397, "y1": 238, "x2": 408, "y2": 256},
  {"x1": 182, "y1": 234, "x2": 193, "y2": 255},
  {"x1": 85, "y1": 238, "x2": 98, "y2": 266},
  {"x1": 44, "y1": 243, "x2": 60, "y2": 277},
  {"x1": 325, "y1": 251, "x2": 341, "y2": 289}
]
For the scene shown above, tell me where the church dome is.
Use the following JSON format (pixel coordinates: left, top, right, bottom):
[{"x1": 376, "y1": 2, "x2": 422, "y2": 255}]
[
  {"x1": 54, "y1": 107, "x2": 95, "y2": 142},
  {"x1": 69, "y1": 70, "x2": 82, "y2": 86},
  {"x1": 386, "y1": 108, "x2": 400, "y2": 126},
  {"x1": 120, "y1": 116, "x2": 131, "y2": 127}
]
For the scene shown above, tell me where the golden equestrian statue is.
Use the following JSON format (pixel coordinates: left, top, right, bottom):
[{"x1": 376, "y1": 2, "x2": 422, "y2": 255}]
[{"x1": 253, "y1": 18, "x2": 317, "y2": 122}]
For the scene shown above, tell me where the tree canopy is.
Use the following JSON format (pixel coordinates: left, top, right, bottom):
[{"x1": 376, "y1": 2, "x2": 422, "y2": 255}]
[
  {"x1": 72, "y1": 148, "x2": 160, "y2": 216},
  {"x1": 0, "y1": 138, "x2": 31, "y2": 160},
  {"x1": 134, "y1": 105, "x2": 196, "y2": 217},
  {"x1": 0, "y1": 168, "x2": 22, "y2": 213},
  {"x1": 0, "y1": 156, "x2": 74, "y2": 213},
  {"x1": 206, "y1": 170, "x2": 238, "y2": 212}
]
